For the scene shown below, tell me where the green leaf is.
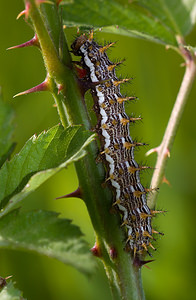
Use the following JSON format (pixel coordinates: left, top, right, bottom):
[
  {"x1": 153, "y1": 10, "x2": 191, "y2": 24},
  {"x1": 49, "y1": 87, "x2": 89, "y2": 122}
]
[
  {"x1": 136, "y1": 0, "x2": 196, "y2": 36},
  {"x1": 0, "y1": 209, "x2": 95, "y2": 275},
  {"x1": 0, "y1": 91, "x2": 15, "y2": 168},
  {"x1": 0, "y1": 281, "x2": 25, "y2": 300},
  {"x1": 0, "y1": 125, "x2": 95, "y2": 216},
  {"x1": 62, "y1": 0, "x2": 196, "y2": 46}
]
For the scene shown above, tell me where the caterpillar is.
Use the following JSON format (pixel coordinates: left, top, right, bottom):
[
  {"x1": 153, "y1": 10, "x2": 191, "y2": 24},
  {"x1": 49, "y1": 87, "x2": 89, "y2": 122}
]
[{"x1": 71, "y1": 32, "x2": 160, "y2": 259}]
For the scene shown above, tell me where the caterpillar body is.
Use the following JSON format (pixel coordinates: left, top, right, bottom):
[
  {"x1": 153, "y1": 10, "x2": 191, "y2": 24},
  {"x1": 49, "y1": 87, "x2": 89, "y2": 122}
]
[{"x1": 71, "y1": 32, "x2": 157, "y2": 258}]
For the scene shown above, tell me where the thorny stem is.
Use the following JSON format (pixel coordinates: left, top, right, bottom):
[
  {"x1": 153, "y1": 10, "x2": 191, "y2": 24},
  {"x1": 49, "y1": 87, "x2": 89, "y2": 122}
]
[
  {"x1": 147, "y1": 37, "x2": 196, "y2": 209},
  {"x1": 24, "y1": 1, "x2": 145, "y2": 299}
]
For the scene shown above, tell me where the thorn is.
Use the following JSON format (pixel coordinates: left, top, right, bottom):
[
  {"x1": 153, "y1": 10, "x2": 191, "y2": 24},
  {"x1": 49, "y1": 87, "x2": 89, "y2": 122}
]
[
  {"x1": 17, "y1": 1, "x2": 31, "y2": 19},
  {"x1": 7, "y1": 35, "x2": 39, "y2": 50},
  {"x1": 5, "y1": 276, "x2": 13, "y2": 280},
  {"x1": 165, "y1": 45, "x2": 170, "y2": 50},
  {"x1": 91, "y1": 242, "x2": 101, "y2": 257},
  {"x1": 56, "y1": 187, "x2": 82, "y2": 199},
  {"x1": 117, "y1": 96, "x2": 136, "y2": 104},
  {"x1": 165, "y1": 148, "x2": 170, "y2": 158},
  {"x1": 56, "y1": 0, "x2": 63, "y2": 5},
  {"x1": 145, "y1": 146, "x2": 160, "y2": 157},
  {"x1": 110, "y1": 247, "x2": 117, "y2": 259},
  {"x1": 17, "y1": 10, "x2": 27, "y2": 20},
  {"x1": 99, "y1": 42, "x2": 116, "y2": 53},
  {"x1": 133, "y1": 257, "x2": 154, "y2": 268},
  {"x1": 0, "y1": 275, "x2": 12, "y2": 289},
  {"x1": 57, "y1": 84, "x2": 65, "y2": 94},
  {"x1": 180, "y1": 62, "x2": 186, "y2": 67},
  {"x1": 146, "y1": 146, "x2": 170, "y2": 158},
  {"x1": 107, "y1": 60, "x2": 124, "y2": 71},
  {"x1": 13, "y1": 78, "x2": 50, "y2": 98},
  {"x1": 113, "y1": 78, "x2": 131, "y2": 86},
  {"x1": 162, "y1": 175, "x2": 171, "y2": 186}
]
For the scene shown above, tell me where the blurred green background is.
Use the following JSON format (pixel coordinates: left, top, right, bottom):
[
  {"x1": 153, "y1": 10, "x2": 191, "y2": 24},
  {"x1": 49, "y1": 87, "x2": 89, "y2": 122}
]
[{"x1": 0, "y1": 1, "x2": 196, "y2": 300}]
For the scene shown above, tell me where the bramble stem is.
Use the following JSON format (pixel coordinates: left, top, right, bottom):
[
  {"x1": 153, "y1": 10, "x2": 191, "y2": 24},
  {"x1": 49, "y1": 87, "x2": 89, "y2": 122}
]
[
  {"x1": 148, "y1": 40, "x2": 196, "y2": 209},
  {"x1": 25, "y1": 1, "x2": 145, "y2": 299}
]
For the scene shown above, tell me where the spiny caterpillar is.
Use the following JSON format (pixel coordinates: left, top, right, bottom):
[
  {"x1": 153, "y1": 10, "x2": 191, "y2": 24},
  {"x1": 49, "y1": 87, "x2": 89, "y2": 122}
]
[{"x1": 71, "y1": 32, "x2": 162, "y2": 259}]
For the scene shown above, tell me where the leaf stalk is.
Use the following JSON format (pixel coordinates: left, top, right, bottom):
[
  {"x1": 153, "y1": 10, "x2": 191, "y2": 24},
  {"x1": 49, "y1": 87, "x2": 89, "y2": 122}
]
[{"x1": 147, "y1": 40, "x2": 196, "y2": 209}]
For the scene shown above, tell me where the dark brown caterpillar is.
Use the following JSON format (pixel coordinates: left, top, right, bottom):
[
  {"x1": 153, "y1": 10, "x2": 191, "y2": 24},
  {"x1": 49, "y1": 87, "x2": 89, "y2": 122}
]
[{"x1": 71, "y1": 32, "x2": 159, "y2": 258}]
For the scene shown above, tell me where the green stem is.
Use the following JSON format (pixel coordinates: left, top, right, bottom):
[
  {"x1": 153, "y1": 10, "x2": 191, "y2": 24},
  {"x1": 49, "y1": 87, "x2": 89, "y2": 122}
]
[
  {"x1": 147, "y1": 40, "x2": 196, "y2": 209},
  {"x1": 52, "y1": 91, "x2": 69, "y2": 127},
  {"x1": 25, "y1": 1, "x2": 145, "y2": 299}
]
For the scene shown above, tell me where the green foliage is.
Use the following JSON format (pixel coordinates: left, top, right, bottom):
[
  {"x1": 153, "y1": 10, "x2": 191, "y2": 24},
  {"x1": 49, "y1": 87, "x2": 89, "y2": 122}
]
[
  {"x1": 136, "y1": 0, "x2": 196, "y2": 36},
  {"x1": 0, "y1": 124, "x2": 95, "y2": 216},
  {"x1": 0, "y1": 96, "x2": 96, "y2": 283},
  {"x1": 0, "y1": 281, "x2": 25, "y2": 300},
  {"x1": 0, "y1": 209, "x2": 94, "y2": 274},
  {"x1": 61, "y1": 0, "x2": 196, "y2": 46},
  {"x1": 0, "y1": 92, "x2": 15, "y2": 168},
  {"x1": 0, "y1": 0, "x2": 196, "y2": 299}
]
